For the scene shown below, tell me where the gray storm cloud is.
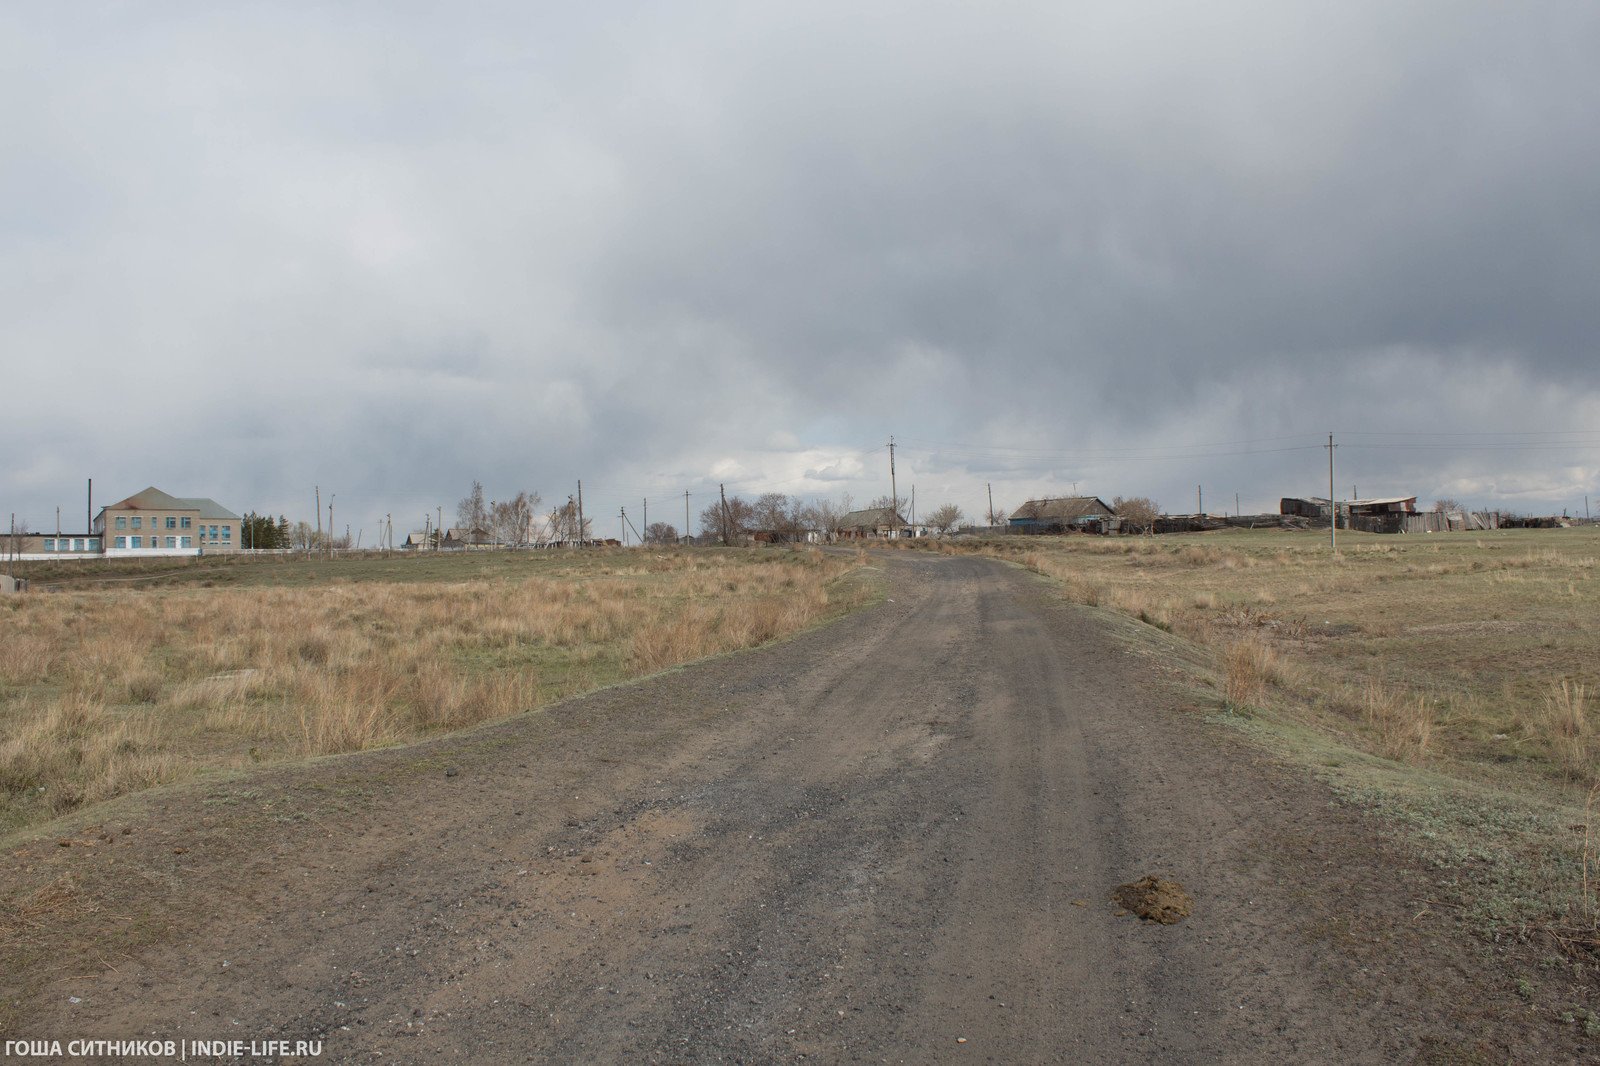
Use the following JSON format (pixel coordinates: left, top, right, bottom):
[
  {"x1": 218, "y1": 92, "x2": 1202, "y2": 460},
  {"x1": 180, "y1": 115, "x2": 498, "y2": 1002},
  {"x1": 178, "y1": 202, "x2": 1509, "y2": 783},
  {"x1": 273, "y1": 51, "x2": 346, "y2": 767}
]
[{"x1": 3, "y1": 1, "x2": 1598, "y2": 533}]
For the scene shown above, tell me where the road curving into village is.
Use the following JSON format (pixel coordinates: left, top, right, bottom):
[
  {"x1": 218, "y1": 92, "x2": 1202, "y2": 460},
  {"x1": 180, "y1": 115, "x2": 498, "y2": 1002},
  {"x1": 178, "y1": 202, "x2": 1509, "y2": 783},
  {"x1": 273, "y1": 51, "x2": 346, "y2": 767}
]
[{"x1": 14, "y1": 551, "x2": 1541, "y2": 1062}]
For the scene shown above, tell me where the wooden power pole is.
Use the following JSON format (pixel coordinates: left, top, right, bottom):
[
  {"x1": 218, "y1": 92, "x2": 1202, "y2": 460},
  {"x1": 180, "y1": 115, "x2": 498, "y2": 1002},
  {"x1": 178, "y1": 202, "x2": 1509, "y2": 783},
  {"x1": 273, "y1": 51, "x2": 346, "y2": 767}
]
[{"x1": 1327, "y1": 433, "x2": 1338, "y2": 552}]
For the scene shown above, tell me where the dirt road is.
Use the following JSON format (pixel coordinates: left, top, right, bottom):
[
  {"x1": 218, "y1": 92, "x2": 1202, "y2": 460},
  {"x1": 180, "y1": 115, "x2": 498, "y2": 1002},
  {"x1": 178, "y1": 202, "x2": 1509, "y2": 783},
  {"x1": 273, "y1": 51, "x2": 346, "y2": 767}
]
[{"x1": 13, "y1": 553, "x2": 1551, "y2": 1061}]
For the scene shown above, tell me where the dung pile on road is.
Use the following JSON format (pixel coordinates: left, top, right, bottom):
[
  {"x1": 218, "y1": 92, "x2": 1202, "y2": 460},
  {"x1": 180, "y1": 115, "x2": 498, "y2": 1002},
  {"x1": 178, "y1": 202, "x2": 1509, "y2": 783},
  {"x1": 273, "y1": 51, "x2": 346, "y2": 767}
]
[{"x1": 1111, "y1": 876, "x2": 1193, "y2": 924}]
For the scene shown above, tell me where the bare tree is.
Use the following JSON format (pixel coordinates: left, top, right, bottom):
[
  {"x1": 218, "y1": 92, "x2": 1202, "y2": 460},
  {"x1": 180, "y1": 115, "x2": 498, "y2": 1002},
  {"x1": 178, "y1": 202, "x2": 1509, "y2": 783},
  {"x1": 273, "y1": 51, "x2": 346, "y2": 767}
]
[
  {"x1": 1111, "y1": 496, "x2": 1161, "y2": 531},
  {"x1": 457, "y1": 480, "x2": 489, "y2": 533},
  {"x1": 1432, "y1": 498, "x2": 1465, "y2": 514},
  {"x1": 645, "y1": 521, "x2": 677, "y2": 545},
  {"x1": 927, "y1": 503, "x2": 963, "y2": 534},
  {"x1": 751, "y1": 493, "x2": 790, "y2": 537},
  {"x1": 290, "y1": 520, "x2": 317, "y2": 550},
  {"x1": 751, "y1": 493, "x2": 809, "y2": 541},
  {"x1": 868, "y1": 494, "x2": 907, "y2": 519},
  {"x1": 700, "y1": 496, "x2": 754, "y2": 544},
  {"x1": 490, "y1": 490, "x2": 542, "y2": 546}
]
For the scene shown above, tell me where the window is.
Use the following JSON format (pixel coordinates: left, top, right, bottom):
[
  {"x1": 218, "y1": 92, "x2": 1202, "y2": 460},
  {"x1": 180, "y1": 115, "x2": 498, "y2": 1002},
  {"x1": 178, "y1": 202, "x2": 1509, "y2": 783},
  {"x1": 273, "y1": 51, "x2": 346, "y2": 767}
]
[
  {"x1": 166, "y1": 516, "x2": 177, "y2": 529},
  {"x1": 114, "y1": 536, "x2": 126, "y2": 548},
  {"x1": 165, "y1": 536, "x2": 177, "y2": 548},
  {"x1": 132, "y1": 516, "x2": 142, "y2": 529},
  {"x1": 43, "y1": 539, "x2": 55, "y2": 551},
  {"x1": 221, "y1": 526, "x2": 231, "y2": 540},
  {"x1": 87, "y1": 539, "x2": 99, "y2": 551},
  {"x1": 115, "y1": 516, "x2": 127, "y2": 530},
  {"x1": 180, "y1": 536, "x2": 191, "y2": 548},
  {"x1": 130, "y1": 536, "x2": 142, "y2": 548},
  {"x1": 209, "y1": 525, "x2": 219, "y2": 539},
  {"x1": 180, "y1": 516, "x2": 191, "y2": 529}
]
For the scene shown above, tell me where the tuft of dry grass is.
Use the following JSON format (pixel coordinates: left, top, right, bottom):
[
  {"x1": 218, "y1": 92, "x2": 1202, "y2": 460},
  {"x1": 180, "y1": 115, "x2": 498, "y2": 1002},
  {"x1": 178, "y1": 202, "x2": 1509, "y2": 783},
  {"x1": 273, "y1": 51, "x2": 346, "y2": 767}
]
[
  {"x1": 1521, "y1": 681, "x2": 1594, "y2": 784},
  {"x1": 1224, "y1": 639, "x2": 1278, "y2": 707},
  {"x1": 1362, "y1": 681, "x2": 1433, "y2": 765}
]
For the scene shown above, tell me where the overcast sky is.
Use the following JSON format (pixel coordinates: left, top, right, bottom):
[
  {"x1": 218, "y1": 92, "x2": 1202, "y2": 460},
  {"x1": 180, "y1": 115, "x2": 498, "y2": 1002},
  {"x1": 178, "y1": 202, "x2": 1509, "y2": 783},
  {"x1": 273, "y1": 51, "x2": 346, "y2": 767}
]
[{"x1": 5, "y1": 1, "x2": 1599, "y2": 537}]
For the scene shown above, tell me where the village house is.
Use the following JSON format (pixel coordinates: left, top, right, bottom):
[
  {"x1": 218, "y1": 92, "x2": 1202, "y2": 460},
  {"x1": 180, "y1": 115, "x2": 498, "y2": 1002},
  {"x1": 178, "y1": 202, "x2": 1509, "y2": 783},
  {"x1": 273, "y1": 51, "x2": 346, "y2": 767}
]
[
  {"x1": 1008, "y1": 496, "x2": 1117, "y2": 534},
  {"x1": 441, "y1": 526, "x2": 494, "y2": 549},
  {"x1": 837, "y1": 506, "x2": 911, "y2": 539}
]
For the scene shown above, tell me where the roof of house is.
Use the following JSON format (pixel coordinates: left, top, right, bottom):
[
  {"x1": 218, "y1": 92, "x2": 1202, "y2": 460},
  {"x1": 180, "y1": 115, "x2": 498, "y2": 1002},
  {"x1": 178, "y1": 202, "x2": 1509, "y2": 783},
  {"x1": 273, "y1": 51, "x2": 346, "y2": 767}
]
[
  {"x1": 444, "y1": 526, "x2": 491, "y2": 540},
  {"x1": 839, "y1": 506, "x2": 908, "y2": 530},
  {"x1": 102, "y1": 486, "x2": 241, "y2": 521},
  {"x1": 1009, "y1": 496, "x2": 1115, "y2": 523},
  {"x1": 1347, "y1": 496, "x2": 1417, "y2": 507}
]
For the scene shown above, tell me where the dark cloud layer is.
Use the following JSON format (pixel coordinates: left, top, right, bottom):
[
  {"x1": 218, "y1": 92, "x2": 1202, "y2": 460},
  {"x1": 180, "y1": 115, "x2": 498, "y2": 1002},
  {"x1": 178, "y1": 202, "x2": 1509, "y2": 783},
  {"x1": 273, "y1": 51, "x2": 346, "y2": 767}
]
[{"x1": 4, "y1": 2, "x2": 1599, "y2": 535}]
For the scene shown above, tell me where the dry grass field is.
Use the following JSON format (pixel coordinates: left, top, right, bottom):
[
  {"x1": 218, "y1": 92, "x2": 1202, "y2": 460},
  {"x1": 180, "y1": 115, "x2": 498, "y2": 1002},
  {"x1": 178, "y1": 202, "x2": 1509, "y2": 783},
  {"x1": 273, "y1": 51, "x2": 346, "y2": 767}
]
[
  {"x1": 901, "y1": 527, "x2": 1600, "y2": 951},
  {"x1": 0, "y1": 547, "x2": 869, "y2": 837}
]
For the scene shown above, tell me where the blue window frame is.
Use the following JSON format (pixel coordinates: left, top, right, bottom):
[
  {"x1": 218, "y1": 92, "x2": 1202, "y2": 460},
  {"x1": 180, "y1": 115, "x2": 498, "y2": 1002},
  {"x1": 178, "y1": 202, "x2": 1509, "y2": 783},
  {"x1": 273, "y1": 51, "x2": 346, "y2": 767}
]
[
  {"x1": 166, "y1": 516, "x2": 176, "y2": 529},
  {"x1": 180, "y1": 536, "x2": 192, "y2": 548},
  {"x1": 130, "y1": 535, "x2": 142, "y2": 548},
  {"x1": 115, "y1": 516, "x2": 127, "y2": 529},
  {"x1": 180, "y1": 516, "x2": 191, "y2": 529}
]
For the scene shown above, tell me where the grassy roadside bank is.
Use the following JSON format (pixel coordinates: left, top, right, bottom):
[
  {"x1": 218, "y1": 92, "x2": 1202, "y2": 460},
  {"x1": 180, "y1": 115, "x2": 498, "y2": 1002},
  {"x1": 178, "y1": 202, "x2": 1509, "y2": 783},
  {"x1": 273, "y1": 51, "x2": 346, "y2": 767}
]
[
  {"x1": 0, "y1": 547, "x2": 871, "y2": 839},
  {"x1": 898, "y1": 528, "x2": 1600, "y2": 999}
]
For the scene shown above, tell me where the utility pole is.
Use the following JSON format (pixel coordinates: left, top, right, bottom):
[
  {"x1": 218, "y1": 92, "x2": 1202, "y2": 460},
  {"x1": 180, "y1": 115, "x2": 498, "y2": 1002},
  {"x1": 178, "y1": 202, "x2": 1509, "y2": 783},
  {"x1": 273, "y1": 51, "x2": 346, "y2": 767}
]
[
  {"x1": 643, "y1": 498, "x2": 648, "y2": 543},
  {"x1": 1197, "y1": 485, "x2": 1203, "y2": 517},
  {"x1": 56, "y1": 506, "x2": 60, "y2": 537},
  {"x1": 315, "y1": 486, "x2": 322, "y2": 558},
  {"x1": 1587, "y1": 495, "x2": 1592, "y2": 522},
  {"x1": 576, "y1": 480, "x2": 584, "y2": 548},
  {"x1": 1235, "y1": 492, "x2": 1240, "y2": 518},
  {"x1": 987, "y1": 482, "x2": 995, "y2": 527},
  {"x1": 1327, "y1": 432, "x2": 1338, "y2": 552},
  {"x1": 620, "y1": 507, "x2": 627, "y2": 546},
  {"x1": 437, "y1": 506, "x2": 442, "y2": 551},
  {"x1": 888, "y1": 435, "x2": 898, "y2": 522},
  {"x1": 910, "y1": 484, "x2": 916, "y2": 532},
  {"x1": 685, "y1": 490, "x2": 691, "y2": 546},
  {"x1": 719, "y1": 483, "x2": 730, "y2": 545},
  {"x1": 329, "y1": 495, "x2": 335, "y2": 556},
  {"x1": 87, "y1": 478, "x2": 92, "y2": 536},
  {"x1": 385, "y1": 514, "x2": 392, "y2": 554}
]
